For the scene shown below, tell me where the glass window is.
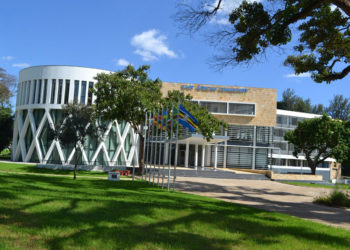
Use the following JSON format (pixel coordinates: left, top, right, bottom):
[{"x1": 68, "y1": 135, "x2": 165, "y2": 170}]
[
  {"x1": 64, "y1": 80, "x2": 70, "y2": 104},
  {"x1": 87, "y1": 81, "x2": 93, "y2": 105},
  {"x1": 43, "y1": 79, "x2": 48, "y2": 104},
  {"x1": 74, "y1": 80, "x2": 79, "y2": 103},
  {"x1": 200, "y1": 101, "x2": 227, "y2": 113},
  {"x1": 80, "y1": 81, "x2": 87, "y2": 104},
  {"x1": 51, "y1": 79, "x2": 56, "y2": 104},
  {"x1": 229, "y1": 103, "x2": 255, "y2": 115},
  {"x1": 277, "y1": 115, "x2": 288, "y2": 127},
  {"x1": 37, "y1": 79, "x2": 42, "y2": 104},
  {"x1": 26, "y1": 81, "x2": 30, "y2": 104},
  {"x1": 32, "y1": 80, "x2": 37, "y2": 104},
  {"x1": 57, "y1": 79, "x2": 63, "y2": 104}
]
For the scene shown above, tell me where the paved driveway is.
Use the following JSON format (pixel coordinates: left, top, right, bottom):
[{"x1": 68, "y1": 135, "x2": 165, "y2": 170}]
[{"x1": 175, "y1": 176, "x2": 350, "y2": 230}]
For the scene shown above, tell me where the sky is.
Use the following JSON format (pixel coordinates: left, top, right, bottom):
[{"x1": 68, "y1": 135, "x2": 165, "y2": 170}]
[{"x1": 1, "y1": 0, "x2": 349, "y2": 107}]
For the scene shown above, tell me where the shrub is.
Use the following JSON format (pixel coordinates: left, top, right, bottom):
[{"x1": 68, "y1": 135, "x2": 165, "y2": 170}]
[{"x1": 314, "y1": 189, "x2": 350, "y2": 207}]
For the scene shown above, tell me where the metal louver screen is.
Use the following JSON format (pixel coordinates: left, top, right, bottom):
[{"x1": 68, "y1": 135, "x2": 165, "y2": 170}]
[
  {"x1": 227, "y1": 125, "x2": 254, "y2": 145},
  {"x1": 226, "y1": 147, "x2": 253, "y2": 168}
]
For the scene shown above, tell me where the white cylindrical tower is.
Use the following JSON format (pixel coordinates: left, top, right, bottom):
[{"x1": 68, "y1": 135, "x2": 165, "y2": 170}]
[{"x1": 12, "y1": 65, "x2": 138, "y2": 167}]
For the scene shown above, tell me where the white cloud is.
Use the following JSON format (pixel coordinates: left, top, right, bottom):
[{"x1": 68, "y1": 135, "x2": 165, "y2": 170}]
[
  {"x1": 284, "y1": 72, "x2": 311, "y2": 78},
  {"x1": 131, "y1": 29, "x2": 178, "y2": 61},
  {"x1": 116, "y1": 58, "x2": 130, "y2": 67},
  {"x1": 12, "y1": 63, "x2": 30, "y2": 68},
  {"x1": 2, "y1": 56, "x2": 14, "y2": 61}
]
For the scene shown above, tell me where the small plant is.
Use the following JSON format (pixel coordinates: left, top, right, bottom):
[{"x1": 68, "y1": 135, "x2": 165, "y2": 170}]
[{"x1": 314, "y1": 189, "x2": 350, "y2": 208}]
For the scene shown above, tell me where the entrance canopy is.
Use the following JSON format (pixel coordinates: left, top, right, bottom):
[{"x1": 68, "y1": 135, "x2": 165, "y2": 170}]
[{"x1": 177, "y1": 134, "x2": 229, "y2": 145}]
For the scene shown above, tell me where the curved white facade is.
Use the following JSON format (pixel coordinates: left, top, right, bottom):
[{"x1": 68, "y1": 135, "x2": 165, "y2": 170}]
[{"x1": 12, "y1": 65, "x2": 139, "y2": 167}]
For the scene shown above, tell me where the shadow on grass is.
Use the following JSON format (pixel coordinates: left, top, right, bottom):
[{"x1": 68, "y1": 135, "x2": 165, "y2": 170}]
[{"x1": 0, "y1": 174, "x2": 349, "y2": 249}]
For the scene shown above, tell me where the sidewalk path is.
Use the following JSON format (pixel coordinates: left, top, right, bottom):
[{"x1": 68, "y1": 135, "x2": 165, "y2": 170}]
[{"x1": 175, "y1": 176, "x2": 350, "y2": 230}]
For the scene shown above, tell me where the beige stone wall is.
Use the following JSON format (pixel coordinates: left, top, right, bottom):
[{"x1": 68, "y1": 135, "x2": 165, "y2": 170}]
[
  {"x1": 270, "y1": 172, "x2": 323, "y2": 181},
  {"x1": 161, "y1": 82, "x2": 277, "y2": 127},
  {"x1": 330, "y1": 162, "x2": 342, "y2": 180}
]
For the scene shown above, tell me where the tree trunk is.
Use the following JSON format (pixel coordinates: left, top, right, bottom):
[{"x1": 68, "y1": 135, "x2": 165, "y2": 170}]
[{"x1": 138, "y1": 135, "x2": 144, "y2": 175}]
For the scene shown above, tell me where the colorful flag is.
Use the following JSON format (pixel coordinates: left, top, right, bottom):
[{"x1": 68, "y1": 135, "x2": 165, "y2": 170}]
[{"x1": 178, "y1": 104, "x2": 198, "y2": 132}]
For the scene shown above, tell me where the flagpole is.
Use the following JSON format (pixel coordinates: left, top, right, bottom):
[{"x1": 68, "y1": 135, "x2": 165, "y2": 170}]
[
  {"x1": 157, "y1": 107, "x2": 164, "y2": 186},
  {"x1": 149, "y1": 111, "x2": 155, "y2": 183},
  {"x1": 173, "y1": 101, "x2": 180, "y2": 191},
  {"x1": 162, "y1": 106, "x2": 168, "y2": 189},
  {"x1": 145, "y1": 112, "x2": 152, "y2": 182},
  {"x1": 153, "y1": 108, "x2": 159, "y2": 185},
  {"x1": 167, "y1": 104, "x2": 174, "y2": 191},
  {"x1": 141, "y1": 112, "x2": 148, "y2": 181}
]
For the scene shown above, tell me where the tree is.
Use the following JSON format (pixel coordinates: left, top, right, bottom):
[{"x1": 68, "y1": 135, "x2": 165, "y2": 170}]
[
  {"x1": 277, "y1": 88, "x2": 324, "y2": 114},
  {"x1": 49, "y1": 103, "x2": 102, "y2": 180},
  {"x1": 176, "y1": 1, "x2": 350, "y2": 83},
  {"x1": 93, "y1": 65, "x2": 162, "y2": 174},
  {"x1": 285, "y1": 114, "x2": 350, "y2": 175},
  {"x1": 0, "y1": 67, "x2": 16, "y2": 108},
  {"x1": 327, "y1": 95, "x2": 350, "y2": 121},
  {"x1": 162, "y1": 90, "x2": 227, "y2": 140},
  {"x1": 0, "y1": 107, "x2": 13, "y2": 153}
]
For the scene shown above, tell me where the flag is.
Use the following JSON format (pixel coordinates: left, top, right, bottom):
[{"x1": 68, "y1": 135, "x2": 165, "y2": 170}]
[{"x1": 178, "y1": 104, "x2": 198, "y2": 132}]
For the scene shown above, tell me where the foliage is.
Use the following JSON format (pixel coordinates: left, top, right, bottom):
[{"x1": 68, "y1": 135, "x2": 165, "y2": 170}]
[
  {"x1": 93, "y1": 65, "x2": 162, "y2": 174},
  {"x1": 0, "y1": 107, "x2": 13, "y2": 153},
  {"x1": 314, "y1": 189, "x2": 350, "y2": 207},
  {"x1": 285, "y1": 114, "x2": 350, "y2": 174},
  {"x1": 1, "y1": 171, "x2": 350, "y2": 249},
  {"x1": 162, "y1": 90, "x2": 227, "y2": 141},
  {"x1": 48, "y1": 103, "x2": 102, "y2": 179},
  {"x1": 277, "y1": 88, "x2": 324, "y2": 114},
  {"x1": 176, "y1": 0, "x2": 350, "y2": 83},
  {"x1": 327, "y1": 95, "x2": 350, "y2": 121},
  {"x1": 0, "y1": 67, "x2": 16, "y2": 108}
]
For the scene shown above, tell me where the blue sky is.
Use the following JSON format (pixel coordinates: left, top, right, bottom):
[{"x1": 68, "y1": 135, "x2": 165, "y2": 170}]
[{"x1": 1, "y1": 0, "x2": 349, "y2": 107}]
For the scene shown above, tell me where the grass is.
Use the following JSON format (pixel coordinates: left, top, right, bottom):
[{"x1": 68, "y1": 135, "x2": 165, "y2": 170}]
[
  {"x1": 314, "y1": 190, "x2": 350, "y2": 208},
  {"x1": 0, "y1": 164, "x2": 350, "y2": 249},
  {"x1": 0, "y1": 162, "x2": 110, "y2": 178},
  {"x1": 280, "y1": 181, "x2": 350, "y2": 190}
]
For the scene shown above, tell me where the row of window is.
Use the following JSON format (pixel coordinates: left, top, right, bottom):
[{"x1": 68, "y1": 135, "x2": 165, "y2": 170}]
[
  {"x1": 17, "y1": 79, "x2": 95, "y2": 106},
  {"x1": 192, "y1": 100, "x2": 256, "y2": 116},
  {"x1": 276, "y1": 115, "x2": 305, "y2": 128},
  {"x1": 271, "y1": 158, "x2": 330, "y2": 168}
]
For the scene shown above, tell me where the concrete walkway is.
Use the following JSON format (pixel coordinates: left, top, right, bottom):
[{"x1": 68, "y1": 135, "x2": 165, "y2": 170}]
[{"x1": 175, "y1": 176, "x2": 350, "y2": 230}]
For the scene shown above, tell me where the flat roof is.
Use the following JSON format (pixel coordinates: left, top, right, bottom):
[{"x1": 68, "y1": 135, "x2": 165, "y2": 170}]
[{"x1": 277, "y1": 109, "x2": 322, "y2": 118}]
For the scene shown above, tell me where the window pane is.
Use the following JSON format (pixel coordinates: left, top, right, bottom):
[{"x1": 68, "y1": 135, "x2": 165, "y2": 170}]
[
  {"x1": 57, "y1": 79, "x2": 63, "y2": 104},
  {"x1": 38, "y1": 79, "x2": 42, "y2": 104},
  {"x1": 51, "y1": 79, "x2": 56, "y2": 104},
  {"x1": 80, "y1": 81, "x2": 87, "y2": 104},
  {"x1": 229, "y1": 103, "x2": 255, "y2": 115},
  {"x1": 200, "y1": 101, "x2": 227, "y2": 113},
  {"x1": 87, "y1": 81, "x2": 93, "y2": 105},
  {"x1": 64, "y1": 80, "x2": 70, "y2": 104},
  {"x1": 32, "y1": 80, "x2": 37, "y2": 104},
  {"x1": 74, "y1": 80, "x2": 79, "y2": 103},
  {"x1": 43, "y1": 79, "x2": 48, "y2": 104}
]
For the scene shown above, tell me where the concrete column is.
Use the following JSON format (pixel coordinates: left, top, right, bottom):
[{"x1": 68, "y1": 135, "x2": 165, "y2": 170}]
[
  {"x1": 185, "y1": 141, "x2": 189, "y2": 168},
  {"x1": 194, "y1": 144, "x2": 198, "y2": 169},
  {"x1": 206, "y1": 145, "x2": 211, "y2": 167},
  {"x1": 164, "y1": 143, "x2": 169, "y2": 164},
  {"x1": 252, "y1": 125, "x2": 256, "y2": 170},
  {"x1": 223, "y1": 130, "x2": 227, "y2": 168},
  {"x1": 201, "y1": 144, "x2": 205, "y2": 169},
  {"x1": 214, "y1": 143, "x2": 218, "y2": 171}
]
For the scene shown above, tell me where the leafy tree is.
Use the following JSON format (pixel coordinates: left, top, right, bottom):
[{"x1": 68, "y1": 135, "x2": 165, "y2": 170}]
[
  {"x1": 0, "y1": 107, "x2": 13, "y2": 153},
  {"x1": 93, "y1": 65, "x2": 162, "y2": 174},
  {"x1": 0, "y1": 67, "x2": 16, "y2": 108},
  {"x1": 162, "y1": 90, "x2": 227, "y2": 140},
  {"x1": 285, "y1": 114, "x2": 350, "y2": 175},
  {"x1": 49, "y1": 103, "x2": 103, "y2": 180},
  {"x1": 277, "y1": 88, "x2": 324, "y2": 114},
  {"x1": 327, "y1": 95, "x2": 350, "y2": 121},
  {"x1": 176, "y1": 1, "x2": 350, "y2": 83}
]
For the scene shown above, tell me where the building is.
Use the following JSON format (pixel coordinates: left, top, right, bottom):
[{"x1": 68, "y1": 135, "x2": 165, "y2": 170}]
[{"x1": 12, "y1": 65, "x2": 335, "y2": 179}]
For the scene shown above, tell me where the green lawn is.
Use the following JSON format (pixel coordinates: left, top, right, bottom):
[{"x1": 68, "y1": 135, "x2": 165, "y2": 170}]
[
  {"x1": 0, "y1": 162, "x2": 110, "y2": 178},
  {"x1": 280, "y1": 181, "x2": 350, "y2": 190},
  {"x1": 0, "y1": 165, "x2": 349, "y2": 249}
]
